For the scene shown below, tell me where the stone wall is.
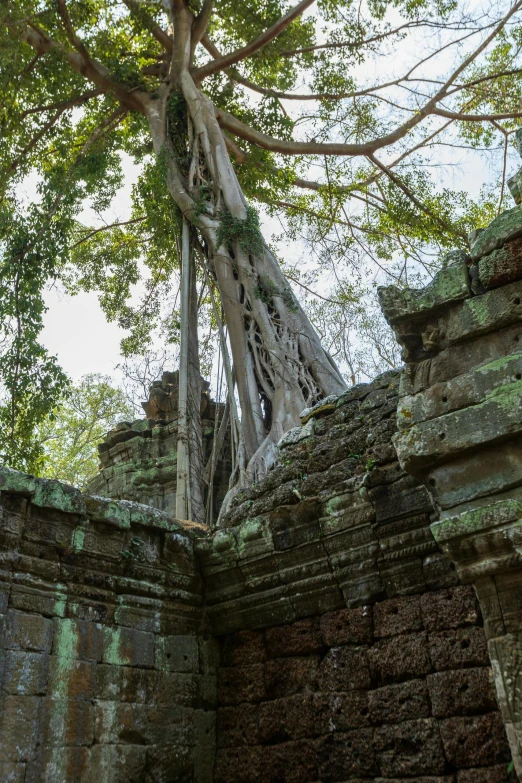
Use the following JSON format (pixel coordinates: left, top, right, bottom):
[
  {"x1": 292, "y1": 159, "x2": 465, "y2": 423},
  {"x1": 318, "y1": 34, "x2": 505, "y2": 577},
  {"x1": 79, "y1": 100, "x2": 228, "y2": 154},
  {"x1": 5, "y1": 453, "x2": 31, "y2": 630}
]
[
  {"x1": 194, "y1": 371, "x2": 513, "y2": 781},
  {"x1": 0, "y1": 471, "x2": 216, "y2": 783},
  {"x1": 87, "y1": 371, "x2": 231, "y2": 522},
  {"x1": 379, "y1": 198, "x2": 522, "y2": 778},
  {"x1": 215, "y1": 589, "x2": 509, "y2": 783}
]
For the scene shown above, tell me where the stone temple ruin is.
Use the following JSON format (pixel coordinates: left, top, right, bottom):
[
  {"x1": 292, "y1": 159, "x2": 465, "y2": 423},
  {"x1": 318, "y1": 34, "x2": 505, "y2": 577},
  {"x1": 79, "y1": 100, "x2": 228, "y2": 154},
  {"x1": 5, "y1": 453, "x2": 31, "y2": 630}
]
[{"x1": 3, "y1": 197, "x2": 522, "y2": 782}]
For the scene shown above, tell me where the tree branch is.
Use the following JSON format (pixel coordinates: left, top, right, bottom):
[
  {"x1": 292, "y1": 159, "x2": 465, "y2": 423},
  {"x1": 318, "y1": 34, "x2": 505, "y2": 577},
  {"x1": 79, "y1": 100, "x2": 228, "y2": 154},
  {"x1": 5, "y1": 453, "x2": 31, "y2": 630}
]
[
  {"x1": 19, "y1": 89, "x2": 103, "y2": 119},
  {"x1": 71, "y1": 216, "x2": 147, "y2": 249},
  {"x1": 193, "y1": 0, "x2": 316, "y2": 82},
  {"x1": 122, "y1": 0, "x2": 173, "y2": 53}
]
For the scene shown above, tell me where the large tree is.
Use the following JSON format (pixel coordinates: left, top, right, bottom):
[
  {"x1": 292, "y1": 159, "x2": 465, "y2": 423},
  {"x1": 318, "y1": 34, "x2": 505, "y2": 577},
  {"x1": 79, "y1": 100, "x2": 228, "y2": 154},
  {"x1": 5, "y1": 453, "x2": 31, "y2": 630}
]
[{"x1": 2, "y1": 0, "x2": 522, "y2": 514}]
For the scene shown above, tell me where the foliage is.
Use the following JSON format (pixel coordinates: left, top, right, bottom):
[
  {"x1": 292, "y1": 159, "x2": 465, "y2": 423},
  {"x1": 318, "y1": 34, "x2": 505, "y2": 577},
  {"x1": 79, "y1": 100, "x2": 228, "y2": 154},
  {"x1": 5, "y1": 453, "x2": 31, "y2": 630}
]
[
  {"x1": 2, "y1": 0, "x2": 522, "y2": 447},
  {"x1": 36, "y1": 374, "x2": 134, "y2": 488}
]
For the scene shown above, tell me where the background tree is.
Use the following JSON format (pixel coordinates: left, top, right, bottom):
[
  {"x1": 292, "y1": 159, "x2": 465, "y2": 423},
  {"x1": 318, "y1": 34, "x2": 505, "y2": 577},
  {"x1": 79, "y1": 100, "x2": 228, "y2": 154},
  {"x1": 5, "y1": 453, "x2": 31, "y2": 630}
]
[
  {"x1": 36, "y1": 373, "x2": 134, "y2": 488},
  {"x1": 2, "y1": 0, "x2": 522, "y2": 514}
]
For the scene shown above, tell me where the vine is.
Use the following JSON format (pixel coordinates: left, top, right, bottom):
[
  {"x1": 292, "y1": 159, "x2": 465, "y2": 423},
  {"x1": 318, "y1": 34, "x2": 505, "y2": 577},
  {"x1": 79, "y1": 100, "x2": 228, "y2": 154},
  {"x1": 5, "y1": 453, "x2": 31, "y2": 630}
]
[
  {"x1": 216, "y1": 205, "x2": 264, "y2": 256},
  {"x1": 254, "y1": 275, "x2": 298, "y2": 313}
]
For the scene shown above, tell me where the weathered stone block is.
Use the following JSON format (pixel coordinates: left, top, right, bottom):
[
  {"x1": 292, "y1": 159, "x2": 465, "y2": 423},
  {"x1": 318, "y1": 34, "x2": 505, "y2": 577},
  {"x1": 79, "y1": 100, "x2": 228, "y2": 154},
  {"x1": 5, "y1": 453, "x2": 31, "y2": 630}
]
[
  {"x1": 427, "y1": 667, "x2": 497, "y2": 717},
  {"x1": 1, "y1": 609, "x2": 52, "y2": 653},
  {"x1": 317, "y1": 729, "x2": 378, "y2": 779},
  {"x1": 52, "y1": 617, "x2": 103, "y2": 662},
  {"x1": 470, "y1": 204, "x2": 522, "y2": 260},
  {"x1": 368, "y1": 678, "x2": 430, "y2": 724},
  {"x1": 421, "y1": 586, "x2": 479, "y2": 631},
  {"x1": 265, "y1": 618, "x2": 323, "y2": 658},
  {"x1": 259, "y1": 695, "x2": 315, "y2": 743},
  {"x1": 37, "y1": 698, "x2": 94, "y2": 746},
  {"x1": 102, "y1": 625, "x2": 155, "y2": 668},
  {"x1": 25, "y1": 745, "x2": 91, "y2": 783},
  {"x1": 155, "y1": 634, "x2": 199, "y2": 672},
  {"x1": 214, "y1": 747, "x2": 262, "y2": 783},
  {"x1": 373, "y1": 718, "x2": 446, "y2": 777},
  {"x1": 317, "y1": 647, "x2": 371, "y2": 691},
  {"x1": 93, "y1": 701, "x2": 194, "y2": 746},
  {"x1": 439, "y1": 713, "x2": 511, "y2": 768},
  {"x1": 314, "y1": 690, "x2": 370, "y2": 732},
  {"x1": 218, "y1": 664, "x2": 266, "y2": 705},
  {"x1": 0, "y1": 762, "x2": 26, "y2": 783},
  {"x1": 217, "y1": 704, "x2": 259, "y2": 747},
  {"x1": 90, "y1": 744, "x2": 147, "y2": 783},
  {"x1": 263, "y1": 739, "x2": 318, "y2": 783},
  {"x1": 2, "y1": 650, "x2": 49, "y2": 695},
  {"x1": 428, "y1": 627, "x2": 490, "y2": 671},
  {"x1": 0, "y1": 695, "x2": 40, "y2": 761},
  {"x1": 221, "y1": 629, "x2": 267, "y2": 666},
  {"x1": 368, "y1": 631, "x2": 431, "y2": 684},
  {"x1": 265, "y1": 656, "x2": 320, "y2": 698},
  {"x1": 457, "y1": 765, "x2": 512, "y2": 782},
  {"x1": 373, "y1": 594, "x2": 423, "y2": 637},
  {"x1": 320, "y1": 606, "x2": 373, "y2": 646}
]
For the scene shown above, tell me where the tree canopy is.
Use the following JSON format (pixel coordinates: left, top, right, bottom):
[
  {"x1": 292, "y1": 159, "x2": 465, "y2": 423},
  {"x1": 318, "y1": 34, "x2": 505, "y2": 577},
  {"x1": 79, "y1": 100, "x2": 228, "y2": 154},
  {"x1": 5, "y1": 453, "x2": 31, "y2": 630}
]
[{"x1": 2, "y1": 0, "x2": 522, "y2": 500}]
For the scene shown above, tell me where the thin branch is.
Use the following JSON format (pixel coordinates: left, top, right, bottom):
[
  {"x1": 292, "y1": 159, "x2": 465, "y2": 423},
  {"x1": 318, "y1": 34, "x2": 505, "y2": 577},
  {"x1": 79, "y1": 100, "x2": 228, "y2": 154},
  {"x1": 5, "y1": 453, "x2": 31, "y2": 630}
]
[
  {"x1": 122, "y1": 0, "x2": 173, "y2": 53},
  {"x1": 193, "y1": 0, "x2": 316, "y2": 82},
  {"x1": 19, "y1": 89, "x2": 103, "y2": 119},
  {"x1": 70, "y1": 216, "x2": 147, "y2": 249}
]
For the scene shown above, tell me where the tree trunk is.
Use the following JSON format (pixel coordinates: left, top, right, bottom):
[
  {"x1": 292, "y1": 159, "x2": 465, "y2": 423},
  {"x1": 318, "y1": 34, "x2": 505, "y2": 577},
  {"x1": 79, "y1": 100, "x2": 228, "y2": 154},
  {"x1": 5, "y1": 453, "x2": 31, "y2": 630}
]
[{"x1": 145, "y1": 6, "x2": 346, "y2": 499}]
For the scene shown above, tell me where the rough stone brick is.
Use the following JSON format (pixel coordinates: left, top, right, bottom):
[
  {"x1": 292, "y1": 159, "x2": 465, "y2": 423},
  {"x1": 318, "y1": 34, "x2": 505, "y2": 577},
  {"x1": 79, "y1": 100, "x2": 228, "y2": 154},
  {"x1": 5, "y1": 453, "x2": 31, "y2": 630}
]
[
  {"x1": 218, "y1": 664, "x2": 266, "y2": 705},
  {"x1": 318, "y1": 729, "x2": 378, "y2": 779},
  {"x1": 25, "y1": 746, "x2": 91, "y2": 783},
  {"x1": 265, "y1": 656, "x2": 319, "y2": 698},
  {"x1": 2, "y1": 651, "x2": 49, "y2": 695},
  {"x1": 262, "y1": 740, "x2": 318, "y2": 783},
  {"x1": 428, "y1": 627, "x2": 490, "y2": 671},
  {"x1": 0, "y1": 762, "x2": 26, "y2": 783},
  {"x1": 221, "y1": 629, "x2": 267, "y2": 666},
  {"x1": 102, "y1": 625, "x2": 155, "y2": 668},
  {"x1": 421, "y1": 586, "x2": 480, "y2": 631},
  {"x1": 47, "y1": 657, "x2": 95, "y2": 700},
  {"x1": 157, "y1": 671, "x2": 199, "y2": 707},
  {"x1": 259, "y1": 695, "x2": 314, "y2": 743},
  {"x1": 439, "y1": 713, "x2": 511, "y2": 768},
  {"x1": 427, "y1": 667, "x2": 497, "y2": 717},
  {"x1": 52, "y1": 618, "x2": 103, "y2": 661},
  {"x1": 320, "y1": 606, "x2": 373, "y2": 646},
  {"x1": 94, "y1": 701, "x2": 194, "y2": 746},
  {"x1": 90, "y1": 745, "x2": 147, "y2": 783},
  {"x1": 265, "y1": 618, "x2": 323, "y2": 658},
  {"x1": 457, "y1": 765, "x2": 512, "y2": 782},
  {"x1": 155, "y1": 634, "x2": 199, "y2": 672},
  {"x1": 368, "y1": 631, "x2": 431, "y2": 684},
  {"x1": 368, "y1": 678, "x2": 430, "y2": 724},
  {"x1": 373, "y1": 594, "x2": 423, "y2": 637},
  {"x1": 0, "y1": 695, "x2": 40, "y2": 762},
  {"x1": 1, "y1": 610, "x2": 52, "y2": 653},
  {"x1": 318, "y1": 647, "x2": 371, "y2": 691},
  {"x1": 314, "y1": 691, "x2": 370, "y2": 732},
  {"x1": 214, "y1": 747, "x2": 262, "y2": 783},
  {"x1": 217, "y1": 704, "x2": 259, "y2": 747},
  {"x1": 37, "y1": 698, "x2": 94, "y2": 746},
  {"x1": 373, "y1": 718, "x2": 446, "y2": 777}
]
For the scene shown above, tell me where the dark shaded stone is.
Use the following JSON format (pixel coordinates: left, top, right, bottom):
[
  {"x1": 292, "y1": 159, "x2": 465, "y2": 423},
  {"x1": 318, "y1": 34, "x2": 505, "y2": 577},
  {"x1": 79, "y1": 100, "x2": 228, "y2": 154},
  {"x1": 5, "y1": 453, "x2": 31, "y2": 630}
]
[
  {"x1": 318, "y1": 729, "x2": 378, "y2": 780},
  {"x1": 439, "y1": 713, "x2": 511, "y2": 768},
  {"x1": 421, "y1": 586, "x2": 480, "y2": 631},
  {"x1": 314, "y1": 691, "x2": 370, "y2": 732},
  {"x1": 217, "y1": 704, "x2": 259, "y2": 747},
  {"x1": 320, "y1": 606, "x2": 373, "y2": 646},
  {"x1": 218, "y1": 664, "x2": 266, "y2": 705},
  {"x1": 318, "y1": 647, "x2": 372, "y2": 691},
  {"x1": 368, "y1": 679, "x2": 430, "y2": 724},
  {"x1": 368, "y1": 631, "x2": 432, "y2": 684},
  {"x1": 221, "y1": 630, "x2": 267, "y2": 666},
  {"x1": 457, "y1": 765, "x2": 512, "y2": 782},
  {"x1": 373, "y1": 718, "x2": 446, "y2": 777},
  {"x1": 427, "y1": 667, "x2": 497, "y2": 717},
  {"x1": 259, "y1": 695, "x2": 314, "y2": 743},
  {"x1": 373, "y1": 594, "x2": 423, "y2": 638},
  {"x1": 265, "y1": 657, "x2": 319, "y2": 698},
  {"x1": 261, "y1": 740, "x2": 318, "y2": 783},
  {"x1": 214, "y1": 747, "x2": 262, "y2": 783},
  {"x1": 265, "y1": 618, "x2": 323, "y2": 658},
  {"x1": 428, "y1": 628, "x2": 490, "y2": 671}
]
